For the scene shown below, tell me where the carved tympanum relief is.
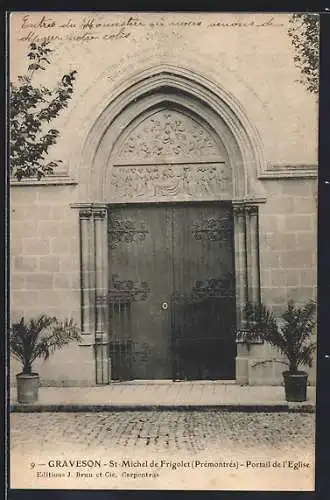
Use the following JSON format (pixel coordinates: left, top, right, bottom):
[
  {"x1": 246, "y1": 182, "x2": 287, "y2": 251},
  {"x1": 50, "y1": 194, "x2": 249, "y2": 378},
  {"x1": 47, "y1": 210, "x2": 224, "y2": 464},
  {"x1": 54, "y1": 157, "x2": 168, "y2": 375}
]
[
  {"x1": 111, "y1": 164, "x2": 232, "y2": 200},
  {"x1": 109, "y1": 109, "x2": 233, "y2": 201},
  {"x1": 118, "y1": 109, "x2": 220, "y2": 161}
]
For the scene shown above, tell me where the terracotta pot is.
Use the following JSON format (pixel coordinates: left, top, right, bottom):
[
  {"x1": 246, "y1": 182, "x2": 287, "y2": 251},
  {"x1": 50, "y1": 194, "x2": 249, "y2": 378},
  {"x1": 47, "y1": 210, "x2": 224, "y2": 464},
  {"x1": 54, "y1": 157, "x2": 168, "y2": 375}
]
[
  {"x1": 282, "y1": 371, "x2": 308, "y2": 402},
  {"x1": 16, "y1": 372, "x2": 39, "y2": 404}
]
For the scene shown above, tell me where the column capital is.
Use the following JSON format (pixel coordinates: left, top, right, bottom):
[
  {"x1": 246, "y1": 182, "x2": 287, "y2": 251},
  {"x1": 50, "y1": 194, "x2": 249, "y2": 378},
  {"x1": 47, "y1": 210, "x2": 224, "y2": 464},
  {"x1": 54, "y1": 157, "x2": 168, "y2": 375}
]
[
  {"x1": 233, "y1": 205, "x2": 246, "y2": 216},
  {"x1": 232, "y1": 197, "x2": 266, "y2": 216},
  {"x1": 245, "y1": 205, "x2": 258, "y2": 215},
  {"x1": 79, "y1": 208, "x2": 93, "y2": 219},
  {"x1": 71, "y1": 203, "x2": 108, "y2": 219},
  {"x1": 93, "y1": 208, "x2": 108, "y2": 219}
]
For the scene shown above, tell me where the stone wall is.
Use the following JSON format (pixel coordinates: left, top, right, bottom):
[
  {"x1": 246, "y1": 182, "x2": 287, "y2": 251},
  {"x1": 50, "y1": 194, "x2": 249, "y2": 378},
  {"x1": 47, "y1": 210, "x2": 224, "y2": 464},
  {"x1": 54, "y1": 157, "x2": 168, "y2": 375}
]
[
  {"x1": 237, "y1": 177, "x2": 317, "y2": 385},
  {"x1": 9, "y1": 12, "x2": 318, "y2": 386},
  {"x1": 9, "y1": 184, "x2": 97, "y2": 385},
  {"x1": 10, "y1": 177, "x2": 318, "y2": 386}
]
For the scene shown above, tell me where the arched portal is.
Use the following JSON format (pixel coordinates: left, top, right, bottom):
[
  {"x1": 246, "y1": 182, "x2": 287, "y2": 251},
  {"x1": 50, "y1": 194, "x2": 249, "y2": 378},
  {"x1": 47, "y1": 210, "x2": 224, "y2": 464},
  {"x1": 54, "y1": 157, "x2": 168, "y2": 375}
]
[{"x1": 72, "y1": 66, "x2": 266, "y2": 384}]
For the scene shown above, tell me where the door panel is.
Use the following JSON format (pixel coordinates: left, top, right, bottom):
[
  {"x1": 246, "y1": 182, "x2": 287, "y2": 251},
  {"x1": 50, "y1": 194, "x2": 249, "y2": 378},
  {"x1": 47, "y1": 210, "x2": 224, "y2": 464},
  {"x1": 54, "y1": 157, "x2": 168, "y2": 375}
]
[
  {"x1": 108, "y1": 202, "x2": 236, "y2": 381},
  {"x1": 108, "y1": 205, "x2": 173, "y2": 379},
  {"x1": 171, "y1": 203, "x2": 236, "y2": 380}
]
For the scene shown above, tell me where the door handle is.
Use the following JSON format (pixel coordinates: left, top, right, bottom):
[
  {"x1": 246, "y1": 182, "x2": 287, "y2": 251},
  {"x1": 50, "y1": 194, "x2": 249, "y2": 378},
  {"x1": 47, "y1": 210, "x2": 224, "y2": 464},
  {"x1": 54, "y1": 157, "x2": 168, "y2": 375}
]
[{"x1": 161, "y1": 302, "x2": 169, "y2": 310}]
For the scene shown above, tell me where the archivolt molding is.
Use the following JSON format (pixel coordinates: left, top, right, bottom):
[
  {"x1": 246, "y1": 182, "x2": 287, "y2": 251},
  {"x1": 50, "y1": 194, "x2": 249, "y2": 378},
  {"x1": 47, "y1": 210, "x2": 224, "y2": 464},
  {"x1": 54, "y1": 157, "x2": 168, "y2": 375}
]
[{"x1": 76, "y1": 64, "x2": 266, "y2": 202}]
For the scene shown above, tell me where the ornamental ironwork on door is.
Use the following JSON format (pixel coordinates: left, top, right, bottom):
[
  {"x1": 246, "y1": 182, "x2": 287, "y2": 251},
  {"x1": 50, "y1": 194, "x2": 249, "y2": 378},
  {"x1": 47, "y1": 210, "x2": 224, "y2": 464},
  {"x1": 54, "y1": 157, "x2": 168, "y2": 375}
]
[{"x1": 108, "y1": 213, "x2": 149, "y2": 249}]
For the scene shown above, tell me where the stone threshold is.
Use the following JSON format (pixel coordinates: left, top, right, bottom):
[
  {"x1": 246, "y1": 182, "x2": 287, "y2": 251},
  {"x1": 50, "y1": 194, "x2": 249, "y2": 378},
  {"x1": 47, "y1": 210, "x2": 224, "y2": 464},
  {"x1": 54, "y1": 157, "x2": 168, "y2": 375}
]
[{"x1": 10, "y1": 403, "x2": 315, "y2": 413}]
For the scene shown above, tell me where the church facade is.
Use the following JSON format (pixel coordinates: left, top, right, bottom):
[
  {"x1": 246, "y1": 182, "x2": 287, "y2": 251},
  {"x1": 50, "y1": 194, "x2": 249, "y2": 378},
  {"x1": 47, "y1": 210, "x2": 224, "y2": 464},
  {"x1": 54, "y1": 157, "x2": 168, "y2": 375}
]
[{"x1": 10, "y1": 13, "x2": 318, "y2": 386}]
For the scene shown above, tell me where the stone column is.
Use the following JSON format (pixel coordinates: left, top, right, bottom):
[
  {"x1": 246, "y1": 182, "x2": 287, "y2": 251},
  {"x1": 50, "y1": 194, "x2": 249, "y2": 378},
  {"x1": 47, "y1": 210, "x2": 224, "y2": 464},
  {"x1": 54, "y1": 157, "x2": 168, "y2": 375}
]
[
  {"x1": 245, "y1": 204, "x2": 261, "y2": 306},
  {"x1": 233, "y1": 204, "x2": 248, "y2": 328},
  {"x1": 93, "y1": 207, "x2": 110, "y2": 384},
  {"x1": 233, "y1": 203, "x2": 249, "y2": 384},
  {"x1": 74, "y1": 206, "x2": 96, "y2": 385},
  {"x1": 79, "y1": 207, "x2": 94, "y2": 337}
]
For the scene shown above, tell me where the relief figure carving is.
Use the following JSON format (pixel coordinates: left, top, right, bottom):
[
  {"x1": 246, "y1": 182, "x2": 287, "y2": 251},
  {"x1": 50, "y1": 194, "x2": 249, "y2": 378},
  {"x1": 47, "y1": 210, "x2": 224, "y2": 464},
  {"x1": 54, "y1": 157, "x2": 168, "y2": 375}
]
[
  {"x1": 110, "y1": 164, "x2": 232, "y2": 200},
  {"x1": 119, "y1": 110, "x2": 220, "y2": 161}
]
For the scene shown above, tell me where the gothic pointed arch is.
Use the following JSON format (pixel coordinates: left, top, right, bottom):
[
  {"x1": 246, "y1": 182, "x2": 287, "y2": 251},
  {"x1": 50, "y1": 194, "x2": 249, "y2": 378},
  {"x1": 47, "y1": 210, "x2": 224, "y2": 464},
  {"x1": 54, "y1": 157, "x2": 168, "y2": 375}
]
[{"x1": 76, "y1": 65, "x2": 266, "y2": 203}]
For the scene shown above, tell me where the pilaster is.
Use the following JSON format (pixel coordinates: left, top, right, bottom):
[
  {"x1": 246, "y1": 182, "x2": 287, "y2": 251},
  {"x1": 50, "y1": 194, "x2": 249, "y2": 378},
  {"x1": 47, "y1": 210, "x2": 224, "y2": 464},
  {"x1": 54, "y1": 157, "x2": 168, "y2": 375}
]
[{"x1": 73, "y1": 203, "x2": 110, "y2": 384}]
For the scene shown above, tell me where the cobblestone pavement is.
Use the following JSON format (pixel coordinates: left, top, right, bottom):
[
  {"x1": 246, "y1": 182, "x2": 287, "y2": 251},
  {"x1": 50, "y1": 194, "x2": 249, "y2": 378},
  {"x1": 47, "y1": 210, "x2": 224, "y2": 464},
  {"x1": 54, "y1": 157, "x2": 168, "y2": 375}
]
[{"x1": 11, "y1": 411, "x2": 315, "y2": 457}]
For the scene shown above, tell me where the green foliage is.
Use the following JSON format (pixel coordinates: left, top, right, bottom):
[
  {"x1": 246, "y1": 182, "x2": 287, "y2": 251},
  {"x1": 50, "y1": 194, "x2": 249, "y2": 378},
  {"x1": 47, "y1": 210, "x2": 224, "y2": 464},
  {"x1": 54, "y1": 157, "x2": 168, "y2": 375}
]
[
  {"x1": 288, "y1": 13, "x2": 319, "y2": 94},
  {"x1": 10, "y1": 315, "x2": 81, "y2": 374},
  {"x1": 237, "y1": 299, "x2": 317, "y2": 373},
  {"x1": 10, "y1": 42, "x2": 77, "y2": 181}
]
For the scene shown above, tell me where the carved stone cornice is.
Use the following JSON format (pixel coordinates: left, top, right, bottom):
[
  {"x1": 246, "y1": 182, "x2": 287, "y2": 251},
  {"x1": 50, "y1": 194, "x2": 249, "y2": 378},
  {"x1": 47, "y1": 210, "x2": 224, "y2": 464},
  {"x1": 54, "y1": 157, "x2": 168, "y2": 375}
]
[{"x1": 260, "y1": 163, "x2": 318, "y2": 179}]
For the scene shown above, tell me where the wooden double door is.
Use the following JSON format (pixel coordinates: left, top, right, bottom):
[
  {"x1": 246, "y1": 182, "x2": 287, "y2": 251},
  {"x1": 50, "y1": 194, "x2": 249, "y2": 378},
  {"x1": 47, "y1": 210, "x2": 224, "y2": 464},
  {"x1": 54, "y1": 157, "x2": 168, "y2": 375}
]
[{"x1": 108, "y1": 202, "x2": 236, "y2": 381}]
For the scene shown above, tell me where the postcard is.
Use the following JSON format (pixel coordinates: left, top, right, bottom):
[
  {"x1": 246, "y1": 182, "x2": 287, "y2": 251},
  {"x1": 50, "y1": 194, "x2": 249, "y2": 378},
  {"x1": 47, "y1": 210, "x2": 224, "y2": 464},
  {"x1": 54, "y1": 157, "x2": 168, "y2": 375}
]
[{"x1": 9, "y1": 11, "x2": 318, "y2": 490}]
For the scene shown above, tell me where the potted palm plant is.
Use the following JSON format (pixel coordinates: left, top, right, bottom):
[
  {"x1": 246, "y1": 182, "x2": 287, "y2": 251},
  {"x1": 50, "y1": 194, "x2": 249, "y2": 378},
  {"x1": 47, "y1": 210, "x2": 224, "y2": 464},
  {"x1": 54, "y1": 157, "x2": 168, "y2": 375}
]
[
  {"x1": 237, "y1": 299, "x2": 316, "y2": 402},
  {"x1": 10, "y1": 315, "x2": 81, "y2": 403}
]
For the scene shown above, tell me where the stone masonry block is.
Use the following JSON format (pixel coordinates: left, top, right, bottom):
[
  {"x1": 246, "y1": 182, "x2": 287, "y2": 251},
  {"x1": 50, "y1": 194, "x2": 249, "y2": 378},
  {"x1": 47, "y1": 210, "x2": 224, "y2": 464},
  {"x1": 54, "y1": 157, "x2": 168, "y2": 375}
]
[
  {"x1": 281, "y1": 179, "x2": 314, "y2": 197},
  {"x1": 58, "y1": 255, "x2": 79, "y2": 273},
  {"x1": 54, "y1": 273, "x2": 72, "y2": 289},
  {"x1": 57, "y1": 290, "x2": 80, "y2": 307},
  {"x1": 69, "y1": 237, "x2": 79, "y2": 255},
  {"x1": 14, "y1": 256, "x2": 38, "y2": 272},
  {"x1": 262, "y1": 232, "x2": 296, "y2": 252},
  {"x1": 236, "y1": 342, "x2": 249, "y2": 356},
  {"x1": 235, "y1": 357, "x2": 249, "y2": 385},
  {"x1": 50, "y1": 237, "x2": 70, "y2": 255},
  {"x1": 270, "y1": 269, "x2": 301, "y2": 288},
  {"x1": 57, "y1": 307, "x2": 81, "y2": 323},
  {"x1": 10, "y1": 309, "x2": 26, "y2": 321},
  {"x1": 11, "y1": 206, "x2": 26, "y2": 221},
  {"x1": 37, "y1": 290, "x2": 61, "y2": 307},
  {"x1": 23, "y1": 238, "x2": 50, "y2": 255},
  {"x1": 262, "y1": 196, "x2": 295, "y2": 215},
  {"x1": 259, "y1": 251, "x2": 280, "y2": 269},
  {"x1": 285, "y1": 286, "x2": 315, "y2": 303},
  {"x1": 70, "y1": 273, "x2": 81, "y2": 289},
  {"x1": 11, "y1": 274, "x2": 26, "y2": 290},
  {"x1": 25, "y1": 273, "x2": 54, "y2": 290},
  {"x1": 50, "y1": 206, "x2": 76, "y2": 221},
  {"x1": 261, "y1": 286, "x2": 288, "y2": 306},
  {"x1": 293, "y1": 196, "x2": 317, "y2": 214},
  {"x1": 11, "y1": 188, "x2": 38, "y2": 205},
  {"x1": 60, "y1": 222, "x2": 79, "y2": 238},
  {"x1": 37, "y1": 186, "x2": 77, "y2": 205},
  {"x1": 11, "y1": 221, "x2": 37, "y2": 238},
  {"x1": 248, "y1": 359, "x2": 276, "y2": 385},
  {"x1": 300, "y1": 269, "x2": 317, "y2": 287},
  {"x1": 260, "y1": 268, "x2": 271, "y2": 287},
  {"x1": 280, "y1": 250, "x2": 313, "y2": 269},
  {"x1": 12, "y1": 290, "x2": 40, "y2": 307},
  {"x1": 296, "y1": 232, "x2": 317, "y2": 251},
  {"x1": 23, "y1": 307, "x2": 61, "y2": 319},
  {"x1": 39, "y1": 256, "x2": 60, "y2": 272},
  {"x1": 11, "y1": 238, "x2": 23, "y2": 255},
  {"x1": 258, "y1": 214, "x2": 280, "y2": 232},
  {"x1": 38, "y1": 220, "x2": 61, "y2": 238},
  {"x1": 24, "y1": 205, "x2": 52, "y2": 220},
  {"x1": 285, "y1": 214, "x2": 313, "y2": 232}
]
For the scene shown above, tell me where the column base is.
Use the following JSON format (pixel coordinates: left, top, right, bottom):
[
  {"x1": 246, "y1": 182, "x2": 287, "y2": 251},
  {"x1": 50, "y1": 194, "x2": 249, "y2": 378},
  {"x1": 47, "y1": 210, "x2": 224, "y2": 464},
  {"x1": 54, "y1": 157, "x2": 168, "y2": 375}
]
[
  {"x1": 95, "y1": 332, "x2": 111, "y2": 384},
  {"x1": 235, "y1": 342, "x2": 287, "y2": 386}
]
